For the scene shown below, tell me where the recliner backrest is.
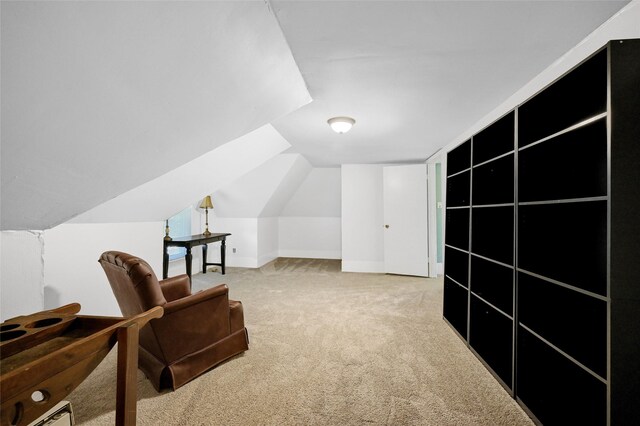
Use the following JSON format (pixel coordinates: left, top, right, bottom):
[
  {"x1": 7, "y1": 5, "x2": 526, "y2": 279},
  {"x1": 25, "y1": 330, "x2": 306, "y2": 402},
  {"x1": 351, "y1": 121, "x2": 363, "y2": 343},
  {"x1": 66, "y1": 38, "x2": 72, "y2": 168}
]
[{"x1": 99, "y1": 251, "x2": 167, "y2": 317}]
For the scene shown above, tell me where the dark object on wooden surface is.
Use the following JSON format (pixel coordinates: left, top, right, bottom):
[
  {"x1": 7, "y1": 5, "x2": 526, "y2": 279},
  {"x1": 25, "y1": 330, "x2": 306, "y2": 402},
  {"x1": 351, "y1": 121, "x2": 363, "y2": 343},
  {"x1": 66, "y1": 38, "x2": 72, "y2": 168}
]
[
  {"x1": 0, "y1": 303, "x2": 162, "y2": 426},
  {"x1": 99, "y1": 251, "x2": 249, "y2": 392},
  {"x1": 162, "y1": 233, "x2": 231, "y2": 284}
]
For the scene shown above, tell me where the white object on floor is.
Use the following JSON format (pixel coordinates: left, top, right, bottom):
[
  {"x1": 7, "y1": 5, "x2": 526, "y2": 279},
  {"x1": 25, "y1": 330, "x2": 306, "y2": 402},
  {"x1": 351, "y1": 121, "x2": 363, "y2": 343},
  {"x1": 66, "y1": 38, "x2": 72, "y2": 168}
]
[{"x1": 27, "y1": 401, "x2": 74, "y2": 426}]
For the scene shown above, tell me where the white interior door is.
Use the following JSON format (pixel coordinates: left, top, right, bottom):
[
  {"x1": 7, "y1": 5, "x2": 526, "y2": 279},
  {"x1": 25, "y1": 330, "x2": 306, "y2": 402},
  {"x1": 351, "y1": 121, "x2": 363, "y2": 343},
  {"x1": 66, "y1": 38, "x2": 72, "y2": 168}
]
[{"x1": 383, "y1": 164, "x2": 429, "y2": 276}]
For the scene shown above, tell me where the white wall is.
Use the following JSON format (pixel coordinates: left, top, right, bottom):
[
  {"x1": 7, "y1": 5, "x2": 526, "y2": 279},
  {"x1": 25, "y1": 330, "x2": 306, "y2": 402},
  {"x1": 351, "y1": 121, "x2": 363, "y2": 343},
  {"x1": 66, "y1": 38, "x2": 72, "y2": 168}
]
[
  {"x1": 207, "y1": 217, "x2": 259, "y2": 268},
  {"x1": 341, "y1": 165, "x2": 384, "y2": 273},
  {"x1": 0, "y1": 231, "x2": 45, "y2": 321},
  {"x1": 279, "y1": 168, "x2": 342, "y2": 259},
  {"x1": 258, "y1": 217, "x2": 279, "y2": 266},
  {"x1": 279, "y1": 217, "x2": 341, "y2": 259},
  {"x1": 214, "y1": 162, "x2": 342, "y2": 264},
  {"x1": 0, "y1": 220, "x2": 214, "y2": 320},
  {"x1": 198, "y1": 217, "x2": 281, "y2": 269},
  {"x1": 43, "y1": 222, "x2": 164, "y2": 317},
  {"x1": 204, "y1": 218, "x2": 280, "y2": 269}
]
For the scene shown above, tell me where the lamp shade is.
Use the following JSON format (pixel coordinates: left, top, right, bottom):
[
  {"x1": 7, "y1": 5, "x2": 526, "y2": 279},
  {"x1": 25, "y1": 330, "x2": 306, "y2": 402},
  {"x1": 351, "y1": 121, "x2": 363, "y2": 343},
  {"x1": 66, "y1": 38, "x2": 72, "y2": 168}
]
[
  {"x1": 328, "y1": 116, "x2": 355, "y2": 134},
  {"x1": 199, "y1": 195, "x2": 213, "y2": 209}
]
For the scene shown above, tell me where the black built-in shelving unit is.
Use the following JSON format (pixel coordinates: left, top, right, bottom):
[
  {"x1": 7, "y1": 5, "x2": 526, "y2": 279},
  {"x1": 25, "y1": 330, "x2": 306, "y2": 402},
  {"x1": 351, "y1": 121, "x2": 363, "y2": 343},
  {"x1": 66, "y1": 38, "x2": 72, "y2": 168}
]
[
  {"x1": 443, "y1": 139, "x2": 471, "y2": 340},
  {"x1": 443, "y1": 39, "x2": 640, "y2": 425}
]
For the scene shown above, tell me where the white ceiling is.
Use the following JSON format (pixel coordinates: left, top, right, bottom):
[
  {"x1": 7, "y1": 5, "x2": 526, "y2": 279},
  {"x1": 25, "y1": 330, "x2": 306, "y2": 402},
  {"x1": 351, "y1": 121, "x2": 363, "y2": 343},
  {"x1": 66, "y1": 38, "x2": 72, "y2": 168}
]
[
  {"x1": 213, "y1": 153, "x2": 312, "y2": 218},
  {"x1": 70, "y1": 125, "x2": 292, "y2": 224},
  {"x1": 1, "y1": 1, "x2": 631, "y2": 230},
  {"x1": 270, "y1": 0, "x2": 629, "y2": 166},
  {"x1": 1, "y1": 1, "x2": 310, "y2": 230}
]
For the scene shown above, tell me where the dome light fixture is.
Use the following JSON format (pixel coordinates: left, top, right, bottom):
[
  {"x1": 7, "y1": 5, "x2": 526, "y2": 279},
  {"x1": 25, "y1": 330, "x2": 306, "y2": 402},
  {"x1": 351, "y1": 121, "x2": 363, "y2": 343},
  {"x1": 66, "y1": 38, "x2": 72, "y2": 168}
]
[{"x1": 327, "y1": 116, "x2": 356, "y2": 134}]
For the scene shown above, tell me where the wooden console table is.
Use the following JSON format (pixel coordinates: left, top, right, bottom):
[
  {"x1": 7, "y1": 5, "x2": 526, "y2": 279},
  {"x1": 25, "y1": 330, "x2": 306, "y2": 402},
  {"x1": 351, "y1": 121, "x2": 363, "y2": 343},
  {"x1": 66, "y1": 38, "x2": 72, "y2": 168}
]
[
  {"x1": 162, "y1": 233, "x2": 231, "y2": 284},
  {"x1": 0, "y1": 304, "x2": 163, "y2": 426}
]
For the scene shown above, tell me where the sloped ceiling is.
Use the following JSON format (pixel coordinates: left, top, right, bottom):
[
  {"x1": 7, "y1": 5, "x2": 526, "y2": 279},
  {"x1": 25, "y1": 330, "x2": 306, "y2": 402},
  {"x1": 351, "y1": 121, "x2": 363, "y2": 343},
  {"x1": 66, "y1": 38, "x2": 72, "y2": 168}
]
[
  {"x1": 260, "y1": 155, "x2": 313, "y2": 218},
  {"x1": 71, "y1": 124, "x2": 291, "y2": 223},
  {"x1": 270, "y1": 0, "x2": 629, "y2": 166},
  {"x1": 1, "y1": 1, "x2": 310, "y2": 230},
  {"x1": 213, "y1": 154, "x2": 312, "y2": 218},
  {"x1": 281, "y1": 168, "x2": 341, "y2": 218}
]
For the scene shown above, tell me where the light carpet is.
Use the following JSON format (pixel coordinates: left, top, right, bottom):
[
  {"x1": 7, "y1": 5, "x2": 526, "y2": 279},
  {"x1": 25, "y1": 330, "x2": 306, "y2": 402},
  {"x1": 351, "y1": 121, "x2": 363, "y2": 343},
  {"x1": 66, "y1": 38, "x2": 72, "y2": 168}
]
[{"x1": 68, "y1": 258, "x2": 533, "y2": 425}]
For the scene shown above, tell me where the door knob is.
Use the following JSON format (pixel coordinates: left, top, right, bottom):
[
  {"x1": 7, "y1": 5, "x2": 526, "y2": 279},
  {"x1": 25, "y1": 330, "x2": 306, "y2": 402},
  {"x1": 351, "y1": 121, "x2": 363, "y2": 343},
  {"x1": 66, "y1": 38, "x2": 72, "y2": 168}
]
[{"x1": 385, "y1": 224, "x2": 390, "y2": 229}]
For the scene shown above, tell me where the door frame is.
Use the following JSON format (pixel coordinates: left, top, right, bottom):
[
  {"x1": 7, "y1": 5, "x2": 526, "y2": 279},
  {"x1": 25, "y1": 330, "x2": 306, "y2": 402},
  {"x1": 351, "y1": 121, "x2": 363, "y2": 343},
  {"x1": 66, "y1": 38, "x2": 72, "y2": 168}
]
[{"x1": 426, "y1": 154, "x2": 447, "y2": 277}]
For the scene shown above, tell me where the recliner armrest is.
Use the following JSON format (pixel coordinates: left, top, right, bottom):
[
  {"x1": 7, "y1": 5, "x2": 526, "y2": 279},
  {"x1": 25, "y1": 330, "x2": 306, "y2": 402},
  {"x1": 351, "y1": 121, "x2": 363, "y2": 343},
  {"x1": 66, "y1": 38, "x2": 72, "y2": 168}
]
[
  {"x1": 162, "y1": 284, "x2": 229, "y2": 315},
  {"x1": 159, "y1": 275, "x2": 191, "y2": 302},
  {"x1": 153, "y1": 284, "x2": 232, "y2": 361}
]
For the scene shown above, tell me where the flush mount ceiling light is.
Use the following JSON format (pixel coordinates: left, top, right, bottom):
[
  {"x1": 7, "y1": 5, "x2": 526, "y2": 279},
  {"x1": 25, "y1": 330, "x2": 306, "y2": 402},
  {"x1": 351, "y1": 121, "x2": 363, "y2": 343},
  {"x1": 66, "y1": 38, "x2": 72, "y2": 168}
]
[{"x1": 327, "y1": 116, "x2": 356, "y2": 134}]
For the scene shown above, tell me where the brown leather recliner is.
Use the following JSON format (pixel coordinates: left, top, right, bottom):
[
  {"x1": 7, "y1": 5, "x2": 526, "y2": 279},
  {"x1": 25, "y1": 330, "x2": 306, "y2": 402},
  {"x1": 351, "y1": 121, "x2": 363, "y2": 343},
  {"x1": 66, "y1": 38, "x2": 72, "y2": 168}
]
[{"x1": 98, "y1": 251, "x2": 249, "y2": 391}]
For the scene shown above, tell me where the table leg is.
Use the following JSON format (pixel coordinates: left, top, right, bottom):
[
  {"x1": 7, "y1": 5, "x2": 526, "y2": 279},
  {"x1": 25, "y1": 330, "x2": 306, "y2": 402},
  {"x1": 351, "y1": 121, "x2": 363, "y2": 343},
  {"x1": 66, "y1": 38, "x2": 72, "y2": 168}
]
[
  {"x1": 185, "y1": 247, "x2": 193, "y2": 286},
  {"x1": 162, "y1": 247, "x2": 169, "y2": 279},
  {"x1": 202, "y1": 244, "x2": 208, "y2": 274},
  {"x1": 116, "y1": 324, "x2": 139, "y2": 426},
  {"x1": 221, "y1": 239, "x2": 226, "y2": 275}
]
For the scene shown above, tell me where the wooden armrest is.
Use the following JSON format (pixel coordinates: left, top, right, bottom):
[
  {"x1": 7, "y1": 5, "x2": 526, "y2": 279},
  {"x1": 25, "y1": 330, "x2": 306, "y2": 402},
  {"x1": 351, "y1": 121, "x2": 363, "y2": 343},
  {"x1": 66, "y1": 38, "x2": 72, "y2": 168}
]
[
  {"x1": 159, "y1": 275, "x2": 191, "y2": 301},
  {"x1": 162, "y1": 284, "x2": 229, "y2": 315}
]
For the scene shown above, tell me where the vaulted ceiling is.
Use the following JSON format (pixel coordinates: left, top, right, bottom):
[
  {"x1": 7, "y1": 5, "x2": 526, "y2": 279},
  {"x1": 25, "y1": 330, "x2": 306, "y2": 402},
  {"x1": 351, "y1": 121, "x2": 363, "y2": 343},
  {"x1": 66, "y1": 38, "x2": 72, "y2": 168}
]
[
  {"x1": 1, "y1": 1, "x2": 310, "y2": 230},
  {"x1": 1, "y1": 1, "x2": 630, "y2": 230}
]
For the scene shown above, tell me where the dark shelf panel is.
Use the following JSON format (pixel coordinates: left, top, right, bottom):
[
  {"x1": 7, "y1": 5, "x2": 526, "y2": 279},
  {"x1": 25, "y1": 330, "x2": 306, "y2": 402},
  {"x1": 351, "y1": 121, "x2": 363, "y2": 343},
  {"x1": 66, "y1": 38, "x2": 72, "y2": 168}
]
[
  {"x1": 519, "y1": 118, "x2": 607, "y2": 202},
  {"x1": 471, "y1": 206, "x2": 514, "y2": 266},
  {"x1": 517, "y1": 326, "x2": 606, "y2": 426},
  {"x1": 609, "y1": 39, "x2": 640, "y2": 426},
  {"x1": 519, "y1": 49, "x2": 607, "y2": 148},
  {"x1": 444, "y1": 277, "x2": 468, "y2": 339},
  {"x1": 445, "y1": 208, "x2": 469, "y2": 250},
  {"x1": 518, "y1": 272, "x2": 606, "y2": 378},
  {"x1": 447, "y1": 170, "x2": 470, "y2": 207},
  {"x1": 445, "y1": 246, "x2": 469, "y2": 288},
  {"x1": 610, "y1": 39, "x2": 640, "y2": 303},
  {"x1": 472, "y1": 154, "x2": 514, "y2": 206},
  {"x1": 471, "y1": 255, "x2": 513, "y2": 316},
  {"x1": 473, "y1": 111, "x2": 515, "y2": 166},
  {"x1": 518, "y1": 201, "x2": 607, "y2": 296},
  {"x1": 470, "y1": 295, "x2": 513, "y2": 388},
  {"x1": 447, "y1": 139, "x2": 471, "y2": 177},
  {"x1": 443, "y1": 40, "x2": 640, "y2": 426}
]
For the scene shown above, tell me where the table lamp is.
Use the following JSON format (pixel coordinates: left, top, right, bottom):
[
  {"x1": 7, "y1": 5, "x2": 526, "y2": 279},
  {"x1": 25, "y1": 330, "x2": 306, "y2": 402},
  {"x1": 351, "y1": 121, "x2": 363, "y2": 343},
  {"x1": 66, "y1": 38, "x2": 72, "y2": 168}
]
[
  {"x1": 164, "y1": 219, "x2": 172, "y2": 241},
  {"x1": 199, "y1": 195, "x2": 214, "y2": 236}
]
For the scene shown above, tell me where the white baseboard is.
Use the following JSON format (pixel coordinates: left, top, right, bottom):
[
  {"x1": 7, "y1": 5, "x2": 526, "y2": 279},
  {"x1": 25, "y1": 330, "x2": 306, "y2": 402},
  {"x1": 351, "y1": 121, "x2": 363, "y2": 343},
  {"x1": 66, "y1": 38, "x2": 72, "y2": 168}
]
[
  {"x1": 226, "y1": 256, "x2": 258, "y2": 268},
  {"x1": 278, "y1": 249, "x2": 341, "y2": 260},
  {"x1": 437, "y1": 262, "x2": 444, "y2": 275},
  {"x1": 341, "y1": 260, "x2": 384, "y2": 273}
]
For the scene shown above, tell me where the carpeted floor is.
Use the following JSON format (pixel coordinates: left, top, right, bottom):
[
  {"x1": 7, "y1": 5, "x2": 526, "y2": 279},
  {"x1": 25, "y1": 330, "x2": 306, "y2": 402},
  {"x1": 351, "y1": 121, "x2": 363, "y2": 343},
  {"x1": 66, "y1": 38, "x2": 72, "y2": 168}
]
[{"x1": 68, "y1": 258, "x2": 533, "y2": 425}]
